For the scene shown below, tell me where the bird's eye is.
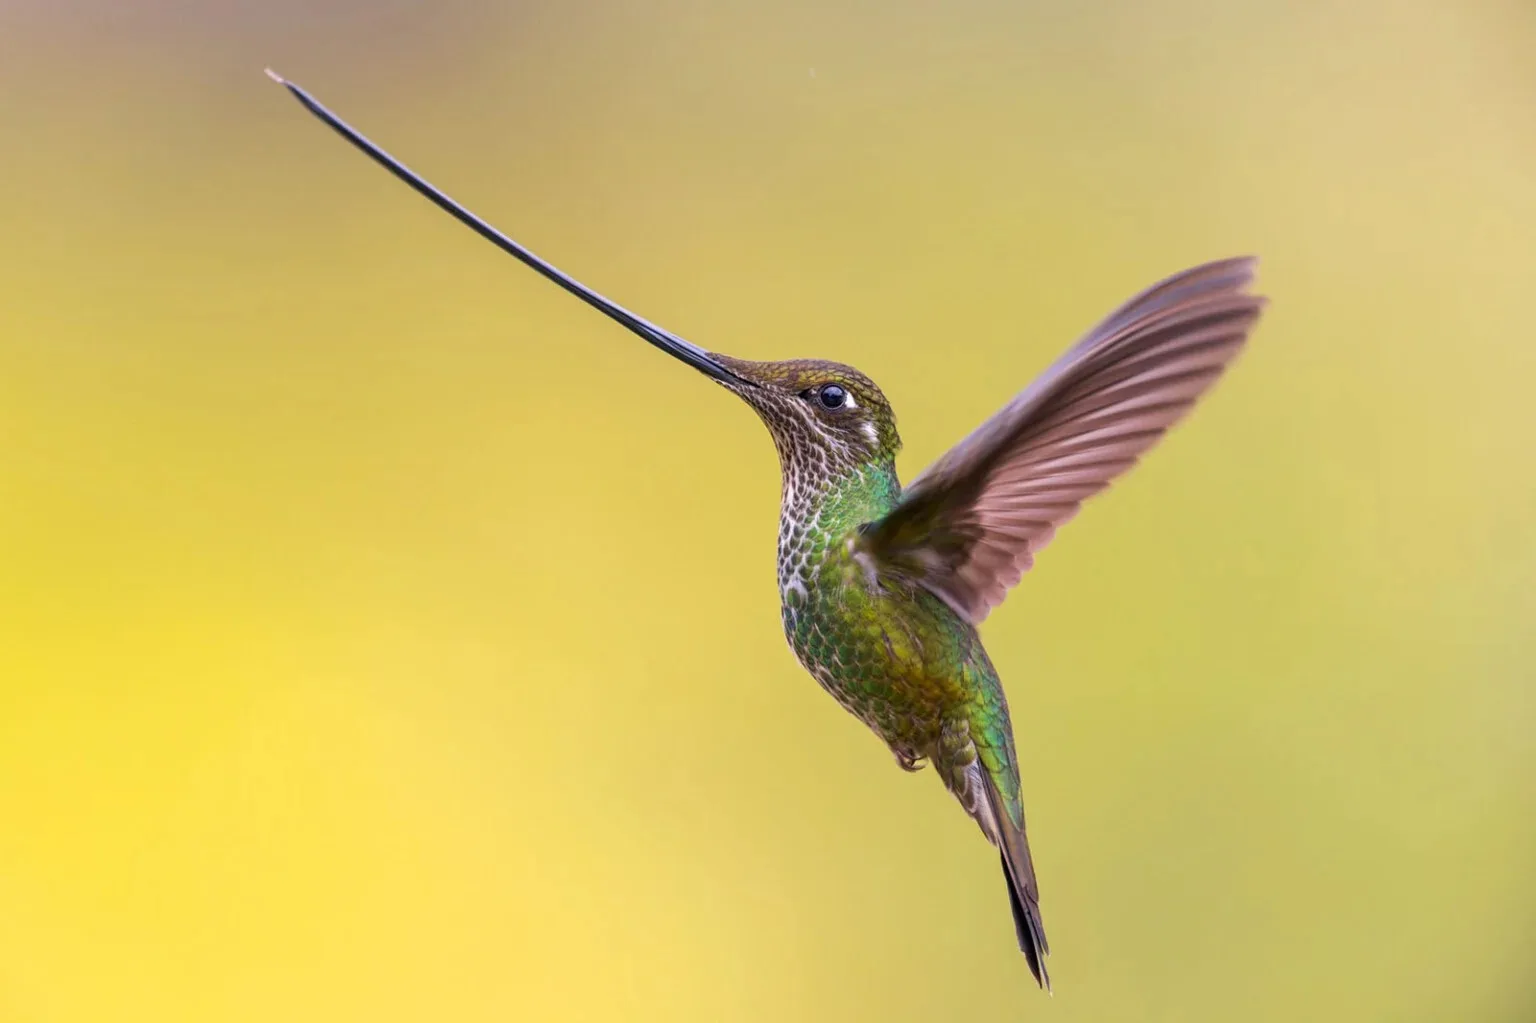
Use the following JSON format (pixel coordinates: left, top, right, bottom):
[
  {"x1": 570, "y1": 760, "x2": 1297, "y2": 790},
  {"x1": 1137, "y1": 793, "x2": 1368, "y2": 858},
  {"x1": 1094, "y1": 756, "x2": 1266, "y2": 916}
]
[{"x1": 817, "y1": 385, "x2": 847, "y2": 410}]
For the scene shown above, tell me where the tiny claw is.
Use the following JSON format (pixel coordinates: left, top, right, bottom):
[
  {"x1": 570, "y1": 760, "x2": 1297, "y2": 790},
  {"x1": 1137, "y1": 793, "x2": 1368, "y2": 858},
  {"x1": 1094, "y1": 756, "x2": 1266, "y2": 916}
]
[{"x1": 893, "y1": 748, "x2": 926, "y2": 772}]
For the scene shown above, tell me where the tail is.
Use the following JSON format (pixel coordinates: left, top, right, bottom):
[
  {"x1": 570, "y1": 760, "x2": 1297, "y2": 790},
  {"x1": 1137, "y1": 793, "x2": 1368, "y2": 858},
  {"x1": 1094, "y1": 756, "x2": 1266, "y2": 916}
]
[{"x1": 982, "y1": 769, "x2": 1051, "y2": 991}]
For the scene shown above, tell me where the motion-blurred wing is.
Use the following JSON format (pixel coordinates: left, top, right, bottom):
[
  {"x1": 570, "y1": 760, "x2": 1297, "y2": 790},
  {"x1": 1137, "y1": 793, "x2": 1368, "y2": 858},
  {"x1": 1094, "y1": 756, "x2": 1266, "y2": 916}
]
[{"x1": 863, "y1": 257, "x2": 1266, "y2": 624}]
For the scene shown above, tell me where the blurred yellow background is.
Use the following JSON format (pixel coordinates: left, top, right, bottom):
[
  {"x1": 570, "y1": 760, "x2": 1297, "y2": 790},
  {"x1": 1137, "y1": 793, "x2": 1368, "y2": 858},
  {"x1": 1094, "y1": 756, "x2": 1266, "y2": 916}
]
[{"x1": 1, "y1": 1, "x2": 1532, "y2": 1020}]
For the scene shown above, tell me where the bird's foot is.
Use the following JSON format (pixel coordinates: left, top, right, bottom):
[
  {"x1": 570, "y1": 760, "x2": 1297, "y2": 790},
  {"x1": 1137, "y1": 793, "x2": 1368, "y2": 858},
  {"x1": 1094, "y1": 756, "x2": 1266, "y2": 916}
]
[{"x1": 893, "y1": 748, "x2": 926, "y2": 772}]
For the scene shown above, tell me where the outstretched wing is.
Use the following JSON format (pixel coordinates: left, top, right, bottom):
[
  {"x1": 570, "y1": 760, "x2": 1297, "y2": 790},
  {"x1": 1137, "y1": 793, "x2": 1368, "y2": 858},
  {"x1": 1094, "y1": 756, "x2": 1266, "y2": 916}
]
[{"x1": 862, "y1": 257, "x2": 1266, "y2": 624}]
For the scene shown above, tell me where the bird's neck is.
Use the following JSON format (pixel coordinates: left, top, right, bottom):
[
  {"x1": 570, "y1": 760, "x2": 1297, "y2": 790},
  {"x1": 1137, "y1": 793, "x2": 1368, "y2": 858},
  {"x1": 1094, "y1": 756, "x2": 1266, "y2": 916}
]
[{"x1": 776, "y1": 455, "x2": 901, "y2": 600}]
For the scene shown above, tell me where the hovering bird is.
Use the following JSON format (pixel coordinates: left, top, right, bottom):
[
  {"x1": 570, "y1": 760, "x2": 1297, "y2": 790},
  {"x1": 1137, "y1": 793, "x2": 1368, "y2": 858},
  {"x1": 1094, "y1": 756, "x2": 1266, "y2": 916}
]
[{"x1": 268, "y1": 70, "x2": 1265, "y2": 991}]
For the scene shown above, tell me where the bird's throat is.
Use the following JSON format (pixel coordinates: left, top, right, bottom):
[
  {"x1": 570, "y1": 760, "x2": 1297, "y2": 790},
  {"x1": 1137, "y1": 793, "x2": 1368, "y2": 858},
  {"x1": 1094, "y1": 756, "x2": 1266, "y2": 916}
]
[{"x1": 775, "y1": 457, "x2": 901, "y2": 605}]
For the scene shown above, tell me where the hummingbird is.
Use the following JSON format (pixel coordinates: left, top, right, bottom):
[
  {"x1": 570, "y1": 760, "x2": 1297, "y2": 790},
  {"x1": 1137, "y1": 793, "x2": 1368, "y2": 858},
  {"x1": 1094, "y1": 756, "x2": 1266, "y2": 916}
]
[{"x1": 268, "y1": 70, "x2": 1265, "y2": 991}]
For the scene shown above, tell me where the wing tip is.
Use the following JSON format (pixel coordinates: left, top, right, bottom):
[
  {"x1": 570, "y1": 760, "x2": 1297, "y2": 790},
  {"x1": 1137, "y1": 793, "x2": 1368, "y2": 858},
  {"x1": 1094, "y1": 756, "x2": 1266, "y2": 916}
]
[
  {"x1": 1204, "y1": 253, "x2": 1260, "y2": 281},
  {"x1": 1088, "y1": 253, "x2": 1267, "y2": 348}
]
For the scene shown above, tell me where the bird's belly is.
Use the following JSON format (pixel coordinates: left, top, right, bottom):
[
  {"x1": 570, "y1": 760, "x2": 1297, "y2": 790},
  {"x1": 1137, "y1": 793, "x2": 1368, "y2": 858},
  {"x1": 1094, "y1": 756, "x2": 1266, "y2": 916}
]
[{"x1": 780, "y1": 589, "x2": 958, "y2": 753}]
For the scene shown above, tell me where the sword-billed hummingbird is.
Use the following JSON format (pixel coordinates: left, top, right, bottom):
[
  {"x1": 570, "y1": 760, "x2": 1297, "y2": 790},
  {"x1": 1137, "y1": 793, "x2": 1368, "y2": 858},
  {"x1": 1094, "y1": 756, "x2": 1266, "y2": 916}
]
[{"x1": 268, "y1": 70, "x2": 1266, "y2": 991}]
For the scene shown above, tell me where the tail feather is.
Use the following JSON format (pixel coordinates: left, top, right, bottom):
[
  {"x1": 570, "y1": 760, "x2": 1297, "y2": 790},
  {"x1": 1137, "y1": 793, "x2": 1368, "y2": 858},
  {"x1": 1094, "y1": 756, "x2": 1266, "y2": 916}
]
[
  {"x1": 982, "y1": 771, "x2": 1051, "y2": 991},
  {"x1": 1001, "y1": 849, "x2": 1051, "y2": 991}
]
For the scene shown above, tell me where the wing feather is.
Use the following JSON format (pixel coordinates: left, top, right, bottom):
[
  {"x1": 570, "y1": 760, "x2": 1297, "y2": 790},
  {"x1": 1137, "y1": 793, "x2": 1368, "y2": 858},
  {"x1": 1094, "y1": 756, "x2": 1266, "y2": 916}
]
[{"x1": 862, "y1": 257, "x2": 1266, "y2": 623}]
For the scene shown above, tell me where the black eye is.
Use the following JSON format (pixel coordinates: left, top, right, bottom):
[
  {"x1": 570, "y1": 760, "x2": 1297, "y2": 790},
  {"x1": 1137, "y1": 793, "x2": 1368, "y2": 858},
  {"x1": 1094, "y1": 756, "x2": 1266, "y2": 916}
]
[{"x1": 817, "y1": 385, "x2": 847, "y2": 410}]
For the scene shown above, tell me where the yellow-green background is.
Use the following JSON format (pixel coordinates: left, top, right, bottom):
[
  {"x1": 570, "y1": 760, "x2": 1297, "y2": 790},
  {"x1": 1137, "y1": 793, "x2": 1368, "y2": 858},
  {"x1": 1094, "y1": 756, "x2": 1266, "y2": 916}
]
[{"x1": 2, "y1": 1, "x2": 1531, "y2": 1020}]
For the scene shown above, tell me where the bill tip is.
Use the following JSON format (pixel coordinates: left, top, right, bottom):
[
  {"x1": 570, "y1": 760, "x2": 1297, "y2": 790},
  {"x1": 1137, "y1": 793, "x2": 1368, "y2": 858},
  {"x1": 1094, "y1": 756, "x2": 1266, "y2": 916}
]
[{"x1": 263, "y1": 68, "x2": 286, "y2": 85}]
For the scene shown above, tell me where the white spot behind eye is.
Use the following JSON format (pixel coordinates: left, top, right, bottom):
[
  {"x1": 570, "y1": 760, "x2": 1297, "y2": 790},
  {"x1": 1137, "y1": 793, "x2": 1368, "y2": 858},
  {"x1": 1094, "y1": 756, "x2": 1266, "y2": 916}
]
[{"x1": 841, "y1": 391, "x2": 858, "y2": 409}]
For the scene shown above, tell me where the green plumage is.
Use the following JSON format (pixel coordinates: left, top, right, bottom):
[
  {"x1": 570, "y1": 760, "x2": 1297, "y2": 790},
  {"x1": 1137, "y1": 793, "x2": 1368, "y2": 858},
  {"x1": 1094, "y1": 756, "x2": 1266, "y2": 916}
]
[
  {"x1": 759, "y1": 409, "x2": 1048, "y2": 986},
  {"x1": 777, "y1": 453, "x2": 1023, "y2": 820}
]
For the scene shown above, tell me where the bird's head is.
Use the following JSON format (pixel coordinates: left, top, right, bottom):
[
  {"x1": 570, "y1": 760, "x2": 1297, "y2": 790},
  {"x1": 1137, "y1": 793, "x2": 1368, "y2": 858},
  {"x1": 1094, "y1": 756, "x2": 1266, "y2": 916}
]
[{"x1": 680, "y1": 353, "x2": 902, "y2": 474}]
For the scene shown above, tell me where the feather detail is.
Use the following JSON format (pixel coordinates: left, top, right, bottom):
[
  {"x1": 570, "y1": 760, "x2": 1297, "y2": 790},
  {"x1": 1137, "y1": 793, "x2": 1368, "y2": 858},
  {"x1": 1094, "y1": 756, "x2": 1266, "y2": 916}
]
[{"x1": 860, "y1": 257, "x2": 1266, "y2": 623}]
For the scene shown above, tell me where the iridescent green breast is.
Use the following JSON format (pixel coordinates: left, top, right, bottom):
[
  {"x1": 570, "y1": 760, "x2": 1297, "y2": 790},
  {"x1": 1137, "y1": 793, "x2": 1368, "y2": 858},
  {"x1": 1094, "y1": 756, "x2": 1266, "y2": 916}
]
[{"x1": 776, "y1": 459, "x2": 975, "y2": 753}]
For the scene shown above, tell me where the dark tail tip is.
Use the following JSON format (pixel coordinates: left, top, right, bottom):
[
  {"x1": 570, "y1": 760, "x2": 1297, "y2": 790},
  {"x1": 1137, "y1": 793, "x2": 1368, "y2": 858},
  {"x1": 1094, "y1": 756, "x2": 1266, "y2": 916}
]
[{"x1": 1002, "y1": 851, "x2": 1051, "y2": 992}]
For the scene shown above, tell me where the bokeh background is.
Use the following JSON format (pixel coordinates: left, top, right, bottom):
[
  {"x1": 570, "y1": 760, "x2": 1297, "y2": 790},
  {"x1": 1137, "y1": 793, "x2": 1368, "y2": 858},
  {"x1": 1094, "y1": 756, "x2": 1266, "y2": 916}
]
[{"x1": 2, "y1": 1, "x2": 1532, "y2": 1020}]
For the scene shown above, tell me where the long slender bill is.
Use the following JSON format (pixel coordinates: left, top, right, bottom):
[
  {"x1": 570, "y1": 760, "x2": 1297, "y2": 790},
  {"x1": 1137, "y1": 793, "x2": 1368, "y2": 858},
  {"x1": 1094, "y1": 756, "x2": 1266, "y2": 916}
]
[{"x1": 264, "y1": 69, "x2": 746, "y2": 385}]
